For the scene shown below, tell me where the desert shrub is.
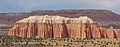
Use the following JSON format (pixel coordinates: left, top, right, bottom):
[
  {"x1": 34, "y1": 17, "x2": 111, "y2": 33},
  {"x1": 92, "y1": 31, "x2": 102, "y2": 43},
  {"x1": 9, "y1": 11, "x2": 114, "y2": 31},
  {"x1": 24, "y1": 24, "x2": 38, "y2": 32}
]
[{"x1": 81, "y1": 45, "x2": 84, "y2": 47}]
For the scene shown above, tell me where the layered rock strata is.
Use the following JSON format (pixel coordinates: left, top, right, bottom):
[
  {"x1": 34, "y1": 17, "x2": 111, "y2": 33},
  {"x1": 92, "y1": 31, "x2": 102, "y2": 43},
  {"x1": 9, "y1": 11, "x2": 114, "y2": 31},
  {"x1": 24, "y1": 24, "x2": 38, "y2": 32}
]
[{"x1": 8, "y1": 15, "x2": 118, "y2": 38}]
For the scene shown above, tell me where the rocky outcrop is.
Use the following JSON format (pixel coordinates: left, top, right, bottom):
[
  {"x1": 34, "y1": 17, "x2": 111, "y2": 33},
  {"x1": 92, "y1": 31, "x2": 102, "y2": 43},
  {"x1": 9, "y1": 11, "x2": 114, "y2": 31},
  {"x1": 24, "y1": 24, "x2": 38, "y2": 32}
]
[{"x1": 8, "y1": 15, "x2": 118, "y2": 38}]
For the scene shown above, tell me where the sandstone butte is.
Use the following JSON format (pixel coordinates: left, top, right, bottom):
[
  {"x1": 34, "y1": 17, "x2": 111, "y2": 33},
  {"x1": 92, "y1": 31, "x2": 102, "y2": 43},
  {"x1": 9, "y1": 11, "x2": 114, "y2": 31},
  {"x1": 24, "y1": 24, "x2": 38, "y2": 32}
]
[{"x1": 8, "y1": 15, "x2": 118, "y2": 38}]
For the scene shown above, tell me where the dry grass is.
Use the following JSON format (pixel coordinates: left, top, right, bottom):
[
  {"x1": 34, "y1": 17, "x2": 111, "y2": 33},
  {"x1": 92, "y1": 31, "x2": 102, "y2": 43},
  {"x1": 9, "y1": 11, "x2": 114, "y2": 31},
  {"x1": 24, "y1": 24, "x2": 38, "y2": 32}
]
[{"x1": 7, "y1": 38, "x2": 120, "y2": 47}]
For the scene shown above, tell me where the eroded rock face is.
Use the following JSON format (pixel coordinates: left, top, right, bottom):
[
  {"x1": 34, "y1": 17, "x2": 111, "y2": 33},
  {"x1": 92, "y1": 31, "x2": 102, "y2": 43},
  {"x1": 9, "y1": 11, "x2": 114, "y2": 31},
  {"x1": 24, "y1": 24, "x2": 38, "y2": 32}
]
[{"x1": 8, "y1": 15, "x2": 118, "y2": 38}]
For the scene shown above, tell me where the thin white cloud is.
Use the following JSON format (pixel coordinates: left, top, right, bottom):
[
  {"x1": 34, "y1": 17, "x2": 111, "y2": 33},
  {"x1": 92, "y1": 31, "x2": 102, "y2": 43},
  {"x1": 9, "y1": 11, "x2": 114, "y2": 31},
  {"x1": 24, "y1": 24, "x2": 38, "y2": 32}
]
[{"x1": 97, "y1": 0, "x2": 118, "y2": 7}]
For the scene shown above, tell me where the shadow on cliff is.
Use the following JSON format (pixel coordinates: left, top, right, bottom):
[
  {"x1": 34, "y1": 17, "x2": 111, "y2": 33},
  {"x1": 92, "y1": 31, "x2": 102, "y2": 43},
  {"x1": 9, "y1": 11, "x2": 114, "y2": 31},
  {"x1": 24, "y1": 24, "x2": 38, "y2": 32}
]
[{"x1": 62, "y1": 20, "x2": 69, "y2": 38}]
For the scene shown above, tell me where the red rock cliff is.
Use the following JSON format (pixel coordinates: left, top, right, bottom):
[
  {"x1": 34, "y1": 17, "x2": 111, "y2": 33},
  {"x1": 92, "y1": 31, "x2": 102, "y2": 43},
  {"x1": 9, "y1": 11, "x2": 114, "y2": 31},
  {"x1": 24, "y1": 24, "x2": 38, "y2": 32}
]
[{"x1": 8, "y1": 15, "x2": 118, "y2": 38}]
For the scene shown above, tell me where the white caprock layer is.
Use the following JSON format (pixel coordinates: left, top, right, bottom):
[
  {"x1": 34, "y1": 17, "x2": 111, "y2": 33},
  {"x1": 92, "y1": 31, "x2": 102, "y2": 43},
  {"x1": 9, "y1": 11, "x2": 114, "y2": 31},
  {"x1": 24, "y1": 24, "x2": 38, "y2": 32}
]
[{"x1": 16, "y1": 15, "x2": 93, "y2": 24}]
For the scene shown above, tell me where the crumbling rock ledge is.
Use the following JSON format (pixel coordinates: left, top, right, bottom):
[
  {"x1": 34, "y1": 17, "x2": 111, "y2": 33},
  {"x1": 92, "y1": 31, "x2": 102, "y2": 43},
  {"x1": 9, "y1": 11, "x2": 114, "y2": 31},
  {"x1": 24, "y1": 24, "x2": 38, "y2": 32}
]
[{"x1": 8, "y1": 15, "x2": 118, "y2": 38}]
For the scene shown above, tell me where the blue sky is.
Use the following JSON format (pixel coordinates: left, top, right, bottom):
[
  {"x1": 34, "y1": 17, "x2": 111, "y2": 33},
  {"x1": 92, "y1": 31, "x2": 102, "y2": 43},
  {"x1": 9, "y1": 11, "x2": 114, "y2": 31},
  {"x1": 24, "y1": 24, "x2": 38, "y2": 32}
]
[{"x1": 0, "y1": 0, "x2": 120, "y2": 14}]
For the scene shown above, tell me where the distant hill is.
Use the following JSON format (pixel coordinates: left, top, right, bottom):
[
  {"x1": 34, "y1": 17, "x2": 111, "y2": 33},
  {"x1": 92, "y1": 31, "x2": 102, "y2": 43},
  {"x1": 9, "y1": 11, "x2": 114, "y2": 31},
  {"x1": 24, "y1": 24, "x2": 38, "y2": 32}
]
[{"x1": 0, "y1": 10, "x2": 120, "y2": 28}]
